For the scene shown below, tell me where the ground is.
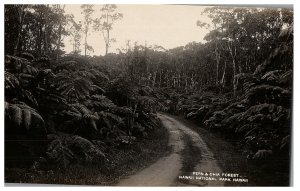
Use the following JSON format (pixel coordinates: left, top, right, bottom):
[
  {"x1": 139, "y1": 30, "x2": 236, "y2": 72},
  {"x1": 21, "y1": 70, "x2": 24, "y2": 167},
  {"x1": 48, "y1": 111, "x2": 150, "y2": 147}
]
[{"x1": 117, "y1": 113, "x2": 252, "y2": 186}]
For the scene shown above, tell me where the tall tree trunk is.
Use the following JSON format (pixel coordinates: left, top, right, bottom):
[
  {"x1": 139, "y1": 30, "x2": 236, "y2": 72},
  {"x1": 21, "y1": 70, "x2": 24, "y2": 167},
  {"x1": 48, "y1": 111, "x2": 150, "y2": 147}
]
[
  {"x1": 232, "y1": 58, "x2": 237, "y2": 96},
  {"x1": 220, "y1": 61, "x2": 227, "y2": 87},
  {"x1": 228, "y1": 41, "x2": 237, "y2": 96},
  {"x1": 56, "y1": 23, "x2": 62, "y2": 61},
  {"x1": 152, "y1": 71, "x2": 157, "y2": 87},
  {"x1": 105, "y1": 12, "x2": 109, "y2": 55},
  {"x1": 215, "y1": 43, "x2": 221, "y2": 85},
  {"x1": 159, "y1": 71, "x2": 162, "y2": 87},
  {"x1": 84, "y1": 32, "x2": 87, "y2": 57},
  {"x1": 13, "y1": 5, "x2": 27, "y2": 56},
  {"x1": 37, "y1": 22, "x2": 43, "y2": 57},
  {"x1": 45, "y1": 5, "x2": 50, "y2": 55},
  {"x1": 185, "y1": 75, "x2": 188, "y2": 92}
]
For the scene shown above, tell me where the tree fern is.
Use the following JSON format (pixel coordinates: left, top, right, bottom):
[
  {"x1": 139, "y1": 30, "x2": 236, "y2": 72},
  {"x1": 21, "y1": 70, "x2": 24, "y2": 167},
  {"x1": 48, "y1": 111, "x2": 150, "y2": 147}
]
[
  {"x1": 55, "y1": 60, "x2": 82, "y2": 72},
  {"x1": 55, "y1": 72, "x2": 92, "y2": 102},
  {"x1": 5, "y1": 71, "x2": 20, "y2": 91},
  {"x1": 46, "y1": 134, "x2": 75, "y2": 168},
  {"x1": 279, "y1": 70, "x2": 292, "y2": 87},
  {"x1": 108, "y1": 106, "x2": 133, "y2": 116},
  {"x1": 4, "y1": 72, "x2": 39, "y2": 105},
  {"x1": 280, "y1": 135, "x2": 290, "y2": 150},
  {"x1": 20, "y1": 52, "x2": 35, "y2": 61},
  {"x1": 253, "y1": 149, "x2": 273, "y2": 159},
  {"x1": 5, "y1": 55, "x2": 38, "y2": 75},
  {"x1": 261, "y1": 70, "x2": 283, "y2": 82},
  {"x1": 97, "y1": 111, "x2": 124, "y2": 126},
  {"x1": 84, "y1": 95, "x2": 116, "y2": 110},
  {"x1": 46, "y1": 133, "x2": 106, "y2": 167},
  {"x1": 246, "y1": 84, "x2": 291, "y2": 106},
  {"x1": 5, "y1": 102, "x2": 46, "y2": 135},
  {"x1": 58, "y1": 104, "x2": 100, "y2": 137},
  {"x1": 15, "y1": 104, "x2": 45, "y2": 132}
]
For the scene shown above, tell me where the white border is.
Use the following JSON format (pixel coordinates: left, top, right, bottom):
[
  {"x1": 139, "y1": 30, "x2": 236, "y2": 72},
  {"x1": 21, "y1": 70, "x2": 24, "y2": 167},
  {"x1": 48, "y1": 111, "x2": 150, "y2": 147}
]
[{"x1": 1, "y1": 1, "x2": 298, "y2": 191}]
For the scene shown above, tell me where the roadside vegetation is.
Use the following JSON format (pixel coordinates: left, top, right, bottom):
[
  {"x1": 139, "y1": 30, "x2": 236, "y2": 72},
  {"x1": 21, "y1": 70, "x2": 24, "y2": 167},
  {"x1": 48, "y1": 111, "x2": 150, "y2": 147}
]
[{"x1": 5, "y1": 5, "x2": 292, "y2": 185}]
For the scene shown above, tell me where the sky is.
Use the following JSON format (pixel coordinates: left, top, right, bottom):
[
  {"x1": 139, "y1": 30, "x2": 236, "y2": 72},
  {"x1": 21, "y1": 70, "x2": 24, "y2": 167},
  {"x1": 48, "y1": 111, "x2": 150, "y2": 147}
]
[{"x1": 63, "y1": 4, "x2": 211, "y2": 56}]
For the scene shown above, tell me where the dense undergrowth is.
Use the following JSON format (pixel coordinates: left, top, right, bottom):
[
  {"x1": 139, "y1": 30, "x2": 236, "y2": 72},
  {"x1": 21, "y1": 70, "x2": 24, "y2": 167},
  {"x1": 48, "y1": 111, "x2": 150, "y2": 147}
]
[
  {"x1": 5, "y1": 52, "x2": 165, "y2": 183},
  {"x1": 5, "y1": 5, "x2": 293, "y2": 186},
  {"x1": 159, "y1": 26, "x2": 293, "y2": 185}
]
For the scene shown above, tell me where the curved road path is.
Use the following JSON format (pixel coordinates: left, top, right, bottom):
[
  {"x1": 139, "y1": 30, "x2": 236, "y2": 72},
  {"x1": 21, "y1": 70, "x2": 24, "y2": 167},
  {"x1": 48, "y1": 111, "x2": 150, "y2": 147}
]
[{"x1": 118, "y1": 113, "x2": 224, "y2": 186}]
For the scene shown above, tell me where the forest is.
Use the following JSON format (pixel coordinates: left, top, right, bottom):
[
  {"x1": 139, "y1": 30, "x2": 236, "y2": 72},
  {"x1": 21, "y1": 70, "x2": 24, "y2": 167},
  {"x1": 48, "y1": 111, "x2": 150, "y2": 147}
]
[{"x1": 4, "y1": 4, "x2": 293, "y2": 186}]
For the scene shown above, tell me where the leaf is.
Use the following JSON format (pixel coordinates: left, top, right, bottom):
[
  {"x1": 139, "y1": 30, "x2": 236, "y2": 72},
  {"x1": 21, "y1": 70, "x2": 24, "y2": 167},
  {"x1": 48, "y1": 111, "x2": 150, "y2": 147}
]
[
  {"x1": 46, "y1": 134, "x2": 74, "y2": 168},
  {"x1": 8, "y1": 104, "x2": 22, "y2": 127},
  {"x1": 280, "y1": 135, "x2": 290, "y2": 150},
  {"x1": 5, "y1": 102, "x2": 45, "y2": 134},
  {"x1": 253, "y1": 149, "x2": 273, "y2": 159},
  {"x1": 5, "y1": 71, "x2": 20, "y2": 90},
  {"x1": 46, "y1": 133, "x2": 106, "y2": 167},
  {"x1": 23, "y1": 109, "x2": 32, "y2": 130}
]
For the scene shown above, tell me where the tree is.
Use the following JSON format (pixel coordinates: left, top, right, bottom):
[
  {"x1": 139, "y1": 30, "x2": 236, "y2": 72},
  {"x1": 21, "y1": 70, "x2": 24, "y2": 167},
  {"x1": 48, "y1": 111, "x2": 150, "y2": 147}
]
[
  {"x1": 68, "y1": 15, "x2": 82, "y2": 55},
  {"x1": 52, "y1": 4, "x2": 69, "y2": 61},
  {"x1": 81, "y1": 4, "x2": 94, "y2": 57},
  {"x1": 5, "y1": 4, "x2": 69, "y2": 58},
  {"x1": 94, "y1": 4, "x2": 123, "y2": 55},
  {"x1": 198, "y1": 7, "x2": 293, "y2": 95},
  {"x1": 13, "y1": 5, "x2": 31, "y2": 56}
]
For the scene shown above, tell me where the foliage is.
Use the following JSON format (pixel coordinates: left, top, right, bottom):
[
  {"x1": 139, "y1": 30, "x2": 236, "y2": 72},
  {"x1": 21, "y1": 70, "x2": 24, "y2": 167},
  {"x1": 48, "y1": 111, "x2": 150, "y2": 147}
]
[
  {"x1": 5, "y1": 102, "x2": 46, "y2": 135},
  {"x1": 5, "y1": 53, "x2": 160, "y2": 169},
  {"x1": 93, "y1": 4, "x2": 123, "y2": 55},
  {"x1": 46, "y1": 133, "x2": 106, "y2": 168},
  {"x1": 174, "y1": 25, "x2": 292, "y2": 163},
  {"x1": 4, "y1": 5, "x2": 292, "y2": 184}
]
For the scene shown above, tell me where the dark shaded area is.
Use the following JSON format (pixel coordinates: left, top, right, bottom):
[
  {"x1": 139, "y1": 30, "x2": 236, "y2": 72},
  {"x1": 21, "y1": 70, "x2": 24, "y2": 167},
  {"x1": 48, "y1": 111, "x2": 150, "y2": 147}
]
[{"x1": 5, "y1": 120, "x2": 170, "y2": 185}]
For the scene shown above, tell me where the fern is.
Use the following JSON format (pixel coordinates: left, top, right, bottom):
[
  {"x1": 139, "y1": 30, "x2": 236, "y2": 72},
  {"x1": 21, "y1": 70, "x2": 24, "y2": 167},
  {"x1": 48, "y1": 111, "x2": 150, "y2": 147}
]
[
  {"x1": 5, "y1": 55, "x2": 38, "y2": 75},
  {"x1": 234, "y1": 73, "x2": 255, "y2": 92},
  {"x1": 83, "y1": 95, "x2": 115, "y2": 110},
  {"x1": 108, "y1": 106, "x2": 133, "y2": 116},
  {"x1": 55, "y1": 72, "x2": 93, "y2": 102},
  {"x1": 261, "y1": 70, "x2": 283, "y2": 82},
  {"x1": 58, "y1": 104, "x2": 100, "y2": 137},
  {"x1": 55, "y1": 61, "x2": 82, "y2": 72},
  {"x1": 20, "y1": 52, "x2": 34, "y2": 60},
  {"x1": 137, "y1": 95, "x2": 158, "y2": 112},
  {"x1": 5, "y1": 55, "x2": 27, "y2": 72},
  {"x1": 187, "y1": 105, "x2": 211, "y2": 121},
  {"x1": 46, "y1": 134, "x2": 75, "y2": 168},
  {"x1": 280, "y1": 135, "x2": 290, "y2": 150},
  {"x1": 46, "y1": 133, "x2": 106, "y2": 167},
  {"x1": 253, "y1": 149, "x2": 273, "y2": 159},
  {"x1": 5, "y1": 71, "x2": 20, "y2": 91},
  {"x1": 246, "y1": 84, "x2": 291, "y2": 105},
  {"x1": 98, "y1": 111, "x2": 124, "y2": 126},
  {"x1": 34, "y1": 69, "x2": 56, "y2": 88},
  {"x1": 17, "y1": 73, "x2": 35, "y2": 85},
  {"x1": 279, "y1": 70, "x2": 292, "y2": 87},
  {"x1": 88, "y1": 68, "x2": 109, "y2": 81},
  {"x1": 204, "y1": 110, "x2": 227, "y2": 129},
  {"x1": 5, "y1": 102, "x2": 46, "y2": 135}
]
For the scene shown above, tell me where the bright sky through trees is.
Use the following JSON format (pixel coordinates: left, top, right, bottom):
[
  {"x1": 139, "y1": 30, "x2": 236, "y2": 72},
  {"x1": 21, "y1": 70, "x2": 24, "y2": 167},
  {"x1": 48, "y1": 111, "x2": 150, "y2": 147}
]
[{"x1": 63, "y1": 4, "x2": 211, "y2": 56}]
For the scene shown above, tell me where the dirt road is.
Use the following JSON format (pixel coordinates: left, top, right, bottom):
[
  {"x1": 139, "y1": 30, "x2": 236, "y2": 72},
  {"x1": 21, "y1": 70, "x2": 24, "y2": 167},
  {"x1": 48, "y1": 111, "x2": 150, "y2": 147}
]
[{"x1": 117, "y1": 113, "x2": 224, "y2": 186}]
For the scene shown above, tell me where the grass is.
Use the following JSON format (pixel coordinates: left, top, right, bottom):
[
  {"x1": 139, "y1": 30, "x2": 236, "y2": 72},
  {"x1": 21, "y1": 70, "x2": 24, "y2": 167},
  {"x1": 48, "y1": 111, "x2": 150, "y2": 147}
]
[{"x1": 5, "y1": 121, "x2": 170, "y2": 186}]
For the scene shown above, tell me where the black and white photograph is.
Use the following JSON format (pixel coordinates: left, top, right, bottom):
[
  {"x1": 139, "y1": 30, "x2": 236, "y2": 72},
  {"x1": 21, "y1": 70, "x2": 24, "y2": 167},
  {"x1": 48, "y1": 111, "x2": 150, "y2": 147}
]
[{"x1": 3, "y1": 2, "x2": 294, "y2": 187}]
